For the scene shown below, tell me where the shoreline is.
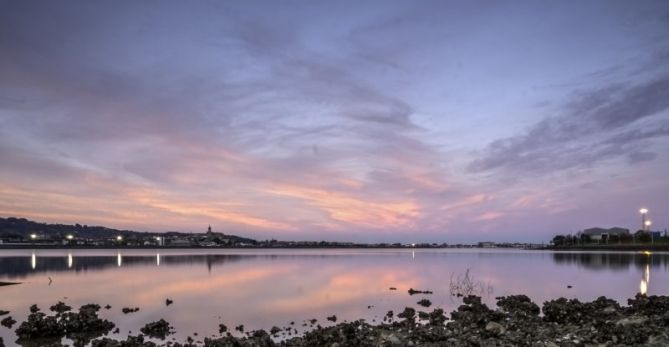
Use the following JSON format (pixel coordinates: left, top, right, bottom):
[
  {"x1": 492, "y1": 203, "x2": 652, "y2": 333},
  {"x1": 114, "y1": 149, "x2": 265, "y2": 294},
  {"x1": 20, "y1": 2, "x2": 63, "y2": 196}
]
[
  {"x1": 546, "y1": 243, "x2": 669, "y2": 251},
  {"x1": 1, "y1": 294, "x2": 668, "y2": 346}
]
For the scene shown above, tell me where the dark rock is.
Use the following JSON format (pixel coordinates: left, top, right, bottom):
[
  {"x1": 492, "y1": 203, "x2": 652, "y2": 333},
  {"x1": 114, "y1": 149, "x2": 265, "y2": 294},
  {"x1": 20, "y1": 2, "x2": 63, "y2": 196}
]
[
  {"x1": 165, "y1": 299, "x2": 173, "y2": 306},
  {"x1": 104, "y1": 305, "x2": 111, "y2": 310},
  {"x1": 408, "y1": 288, "x2": 433, "y2": 295},
  {"x1": 1, "y1": 316, "x2": 16, "y2": 328},
  {"x1": 0, "y1": 310, "x2": 8, "y2": 316},
  {"x1": 122, "y1": 307, "x2": 139, "y2": 314},
  {"x1": 397, "y1": 307, "x2": 416, "y2": 324},
  {"x1": 417, "y1": 298, "x2": 432, "y2": 307},
  {"x1": 140, "y1": 319, "x2": 173, "y2": 339},
  {"x1": 389, "y1": 287, "x2": 397, "y2": 290},
  {"x1": 218, "y1": 324, "x2": 227, "y2": 334},
  {"x1": 50, "y1": 301, "x2": 72, "y2": 314},
  {"x1": 496, "y1": 295, "x2": 540, "y2": 317},
  {"x1": 326, "y1": 315, "x2": 337, "y2": 322},
  {"x1": 235, "y1": 324, "x2": 244, "y2": 332}
]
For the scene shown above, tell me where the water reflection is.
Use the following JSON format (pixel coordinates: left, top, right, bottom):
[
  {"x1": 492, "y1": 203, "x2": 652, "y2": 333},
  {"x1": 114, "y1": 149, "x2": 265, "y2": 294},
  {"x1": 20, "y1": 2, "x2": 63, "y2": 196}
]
[
  {"x1": 1, "y1": 249, "x2": 668, "y2": 347},
  {"x1": 552, "y1": 251, "x2": 668, "y2": 270},
  {"x1": 640, "y1": 264, "x2": 650, "y2": 295},
  {"x1": 0, "y1": 251, "x2": 249, "y2": 278}
]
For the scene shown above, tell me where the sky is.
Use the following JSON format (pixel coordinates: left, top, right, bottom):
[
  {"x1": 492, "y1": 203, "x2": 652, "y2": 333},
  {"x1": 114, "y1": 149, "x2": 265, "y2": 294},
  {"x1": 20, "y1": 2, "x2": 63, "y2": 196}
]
[{"x1": 1, "y1": 0, "x2": 668, "y2": 243}]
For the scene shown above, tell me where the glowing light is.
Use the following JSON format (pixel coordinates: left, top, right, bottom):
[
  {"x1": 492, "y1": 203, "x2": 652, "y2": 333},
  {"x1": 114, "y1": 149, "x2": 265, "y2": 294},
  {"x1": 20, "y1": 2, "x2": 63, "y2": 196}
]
[
  {"x1": 639, "y1": 208, "x2": 648, "y2": 214},
  {"x1": 31, "y1": 251, "x2": 36, "y2": 270},
  {"x1": 66, "y1": 234, "x2": 74, "y2": 240},
  {"x1": 156, "y1": 253, "x2": 161, "y2": 266},
  {"x1": 30, "y1": 234, "x2": 37, "y2": 240},
  {"x1": 645, "y1": 220, "x2": 652, "y2": 227},
  {"x1": 640, "y1": 264, "x2": 650, "y2": 295},
  {"x1": 116, "y1": 235, "x2": 123, "y2": 241},
  {"x1": 643, "y1": 251, "x2": 652, "y2": 255},
  {"x1": 67, "y1": 252, "x2": 73, "y2": 268},
  {"x1": 117, "y1": 252, "x2": 122, "y2": 267},
  {"x1": 411, "y1": 243, "x2": 416, "y2": 247}
]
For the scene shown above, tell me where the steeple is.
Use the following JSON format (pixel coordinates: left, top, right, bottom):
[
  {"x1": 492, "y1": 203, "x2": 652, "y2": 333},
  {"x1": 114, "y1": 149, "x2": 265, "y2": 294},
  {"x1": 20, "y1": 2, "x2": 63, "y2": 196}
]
[{"x1": 207, "y1": 225, "x2": 212, "y2": 234}]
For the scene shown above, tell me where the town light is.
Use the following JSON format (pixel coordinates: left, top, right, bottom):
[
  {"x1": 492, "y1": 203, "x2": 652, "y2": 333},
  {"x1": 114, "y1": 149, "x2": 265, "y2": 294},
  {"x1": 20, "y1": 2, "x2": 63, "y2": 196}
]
[
  {"x1": 645, "y1": 220, "x2": 652, "y2": 227},
  {"x1": 66, "y1": 234, "x2": 74, "y2": 240},
  {"x1": 639, "y1": 208, "x2": 648, "y2": 214},
  {"x1": 30, "y1": 234, "x2": 37, "y2": 240},
  {"x1": 116, "y1": 235, "x2": 123, "y2": 241}
]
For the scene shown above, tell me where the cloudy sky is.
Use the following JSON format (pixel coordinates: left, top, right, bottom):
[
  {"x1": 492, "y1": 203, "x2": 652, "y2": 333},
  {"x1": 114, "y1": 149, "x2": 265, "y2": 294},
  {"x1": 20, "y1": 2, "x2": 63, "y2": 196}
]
[{"x1": 1, "y1": 0, "x2": 668, "y2": 242}]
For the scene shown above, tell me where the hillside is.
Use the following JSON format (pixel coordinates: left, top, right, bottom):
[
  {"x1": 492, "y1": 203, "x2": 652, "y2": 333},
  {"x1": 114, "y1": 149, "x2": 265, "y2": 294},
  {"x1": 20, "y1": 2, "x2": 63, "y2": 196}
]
[{"x1": 0, "y1": 217, "x2": 256, "y2": 244}]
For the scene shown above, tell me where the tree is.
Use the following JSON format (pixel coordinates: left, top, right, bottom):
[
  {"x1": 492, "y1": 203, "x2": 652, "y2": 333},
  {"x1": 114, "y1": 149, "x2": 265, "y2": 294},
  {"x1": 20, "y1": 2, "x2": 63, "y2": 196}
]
[{"x1": 552, "y1": 235, "x2": 566, "y2": 246}]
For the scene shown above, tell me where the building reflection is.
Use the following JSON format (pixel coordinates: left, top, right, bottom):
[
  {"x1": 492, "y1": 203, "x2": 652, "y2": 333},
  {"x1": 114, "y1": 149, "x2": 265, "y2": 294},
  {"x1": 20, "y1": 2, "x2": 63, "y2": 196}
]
[
  {"x1": 552, "y1": 251, "x2": 668, "y2": 271},
  {"x1": 552, "y1": 251, "x2": 666, "y2": 295},
  {"x1": 0, "y1": 252, "x2": 250, "y2": 278}
]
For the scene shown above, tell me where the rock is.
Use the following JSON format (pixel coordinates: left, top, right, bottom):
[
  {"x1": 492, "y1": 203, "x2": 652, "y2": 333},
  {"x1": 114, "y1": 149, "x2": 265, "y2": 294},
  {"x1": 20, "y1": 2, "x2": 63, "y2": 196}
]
[
  {"x1": 326, "y1": 315, "x2": 337, "y2": 322},
  {"x1": 50, "y1": 301, "x2": 72, "y2": 314},
  {"x1": 379, "y1": 330, "x2": 402, "y2": 345},
  {"x1": 122, "y1": 307, "x2": 139, "y2": 314},
  {"x1": 165, "y1": 298, "x2": 173, "y2": 306},
  {"x1": 485, "y1": 321, "x2": 506, "y2": 335},
  {"x1": 218, "y1": 323, "x2": 227, "y2": 334},
  {"x1": 1, "y1": 316, "x2": 16, "y2": 328},
  {"x1": 616, "y1": 316, "x2": 648, "y2": 326},
  {"x1": 408, "y1": 288, "x2": 433, "y2": 295},
  {"x1": 140, "y1": 319, "x2": 173, "y2": 339},
  {"x1": 496, "y1": 295, "x2": 540, "y2": 317},
  {"x1": 417, "y1": 299, "x2": 432, "y2": 307},
  {"x1": 389, "y1": 287, "x2": 397, "y2": 290},
  {"x1": 0, "y1": 310, "x2": 8, "y2": 316},
  {"x1": 104, "y1": 304, "x2": 111, "y2": 310}
]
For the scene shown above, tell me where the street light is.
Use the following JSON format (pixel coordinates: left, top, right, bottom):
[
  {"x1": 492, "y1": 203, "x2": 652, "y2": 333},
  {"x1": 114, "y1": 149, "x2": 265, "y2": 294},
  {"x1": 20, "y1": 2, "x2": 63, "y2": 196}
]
[
  {"x1": 30, "y1": 234, "x2": 37, "y2": 240},
  {"x1": 640, "y1": 208, "x2": 649, "y2": 231},
  {"x1": 116, "y1": 235, "x2": 123, "y2": 241},
  {"x1": 66, "y1": 234, "x2": 74, "y2": 240}
]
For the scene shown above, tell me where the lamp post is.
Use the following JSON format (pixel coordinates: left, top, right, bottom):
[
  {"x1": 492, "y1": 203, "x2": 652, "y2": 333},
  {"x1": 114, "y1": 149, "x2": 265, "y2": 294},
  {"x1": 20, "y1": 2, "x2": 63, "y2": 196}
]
[{"x1": 640, "y1": 208, "x2": 649, "y2": 231}]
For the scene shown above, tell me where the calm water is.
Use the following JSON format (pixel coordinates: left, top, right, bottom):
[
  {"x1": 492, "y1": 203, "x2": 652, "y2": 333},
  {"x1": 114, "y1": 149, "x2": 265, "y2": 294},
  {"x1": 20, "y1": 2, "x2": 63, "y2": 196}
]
[{"x1": 0, "y1": 248, "x2": 668, "y2": 345}]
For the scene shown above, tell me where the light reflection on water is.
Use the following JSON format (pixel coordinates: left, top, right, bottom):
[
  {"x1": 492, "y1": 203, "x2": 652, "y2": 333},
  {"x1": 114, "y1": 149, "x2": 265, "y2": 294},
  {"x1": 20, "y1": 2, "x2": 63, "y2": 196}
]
[{"x1": 0, "y1": 249, "x2": 667, "y2": 346}]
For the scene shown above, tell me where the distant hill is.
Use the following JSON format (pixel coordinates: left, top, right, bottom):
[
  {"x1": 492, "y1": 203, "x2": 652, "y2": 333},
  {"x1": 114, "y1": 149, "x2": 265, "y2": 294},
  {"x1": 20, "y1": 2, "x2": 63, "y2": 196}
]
[{"x1": 0, "y1": 217, "x2": 256, "y2": 244}]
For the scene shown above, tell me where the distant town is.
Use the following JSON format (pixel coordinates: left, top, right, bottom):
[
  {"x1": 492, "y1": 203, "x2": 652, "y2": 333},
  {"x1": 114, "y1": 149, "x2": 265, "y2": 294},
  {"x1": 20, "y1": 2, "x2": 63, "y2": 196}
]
[{"x1": 0, "y1": 217, "x2": 544, "y2": 249}]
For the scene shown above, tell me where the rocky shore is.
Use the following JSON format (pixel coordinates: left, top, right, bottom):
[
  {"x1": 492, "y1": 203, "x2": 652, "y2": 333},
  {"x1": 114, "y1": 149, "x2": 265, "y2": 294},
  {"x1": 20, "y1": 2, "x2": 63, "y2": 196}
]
[{"x1": 2, "y1": 294, "x2": 669, "y2": 346}]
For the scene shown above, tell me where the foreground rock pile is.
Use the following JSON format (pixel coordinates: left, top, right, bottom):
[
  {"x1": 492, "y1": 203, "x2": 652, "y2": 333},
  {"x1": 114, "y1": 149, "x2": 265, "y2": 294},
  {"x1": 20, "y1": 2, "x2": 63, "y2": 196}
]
[{"x1": 5, "y1": 294, "x2": 669, "y2": 346}]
